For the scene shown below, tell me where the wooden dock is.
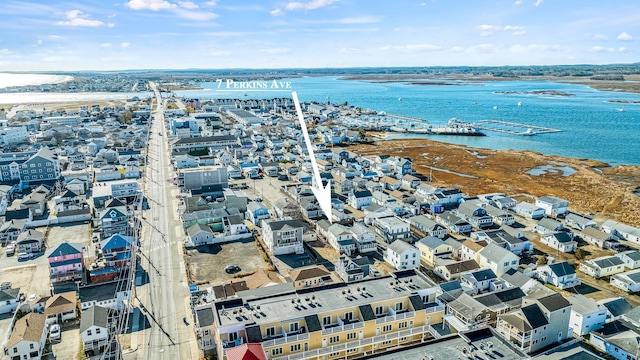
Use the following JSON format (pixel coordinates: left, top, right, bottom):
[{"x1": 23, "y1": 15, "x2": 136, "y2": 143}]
[
  {"x1": 475, "y1": 120, "x2": 562, "y2": 136},
  {"x1": 385, "y1": 113, "x2": 430, "y2": 124}
]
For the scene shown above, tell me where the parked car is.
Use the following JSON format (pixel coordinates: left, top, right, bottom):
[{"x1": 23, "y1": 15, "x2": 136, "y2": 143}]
[
  {"x1": 224, "y1": 264, "x2": 241, "y2": 274},
  {"x1": 6, "y1": 244, "x2": 15, "y2": 256},
  {"x1": 49, "y1": 324, "x2": 61, "y2": 341},
  {"x1": 17, "y1": 252, "x2": 33, "y2": 261}
]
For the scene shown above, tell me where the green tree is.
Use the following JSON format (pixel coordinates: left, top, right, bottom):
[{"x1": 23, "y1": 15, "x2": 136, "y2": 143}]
[
  {"x1": 117, "y1": 110, "x2": 133, "y2": 124},
  {"x1": 536, "y1": 256, "x2": 548, "y2": 266},
  {"x1": 575, "y1": 248, "x2": 586, "y2": 260}
]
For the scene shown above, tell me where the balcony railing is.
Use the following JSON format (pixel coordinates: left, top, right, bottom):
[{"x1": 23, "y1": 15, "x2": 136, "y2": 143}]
[
  {"x1": 375, "y1": 311, "x2": 415, "y2": 325},
  {"x1": 321, "y1": 320, "x2": 364, "y2": 336},
  {"x1": 271, "y1": 324, "x2": 431, "y2": 360},
  {"x1": 50, "y1": 270, "x2": 83, "y2": 282},
  {"x1": 425, "y1": 305, "x2": 446, "y2": 314},
  {"x1": 262, "y1": 332, "x2": 309, "y2": 348}
]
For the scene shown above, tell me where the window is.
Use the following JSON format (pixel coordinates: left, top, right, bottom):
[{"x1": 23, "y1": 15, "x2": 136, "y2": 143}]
[
  {"x1": 347, "y1": 348, "x2": 358, "y2": 354},
  {"x1": 323, "y1": 316, "x2": 332, "y2": 325},
  {"x1": 289, "y1": 323, "x2": 299, "y2": 333},
  {"x1": 330, "y1": 352, "x2": 341, "y2": 358},
  {"x1": 504, "y1": 262, "x2": 509, "y2": 267},
  {"x1": 271, "y1": 348, "x2": 283, "y2": 356},
  {"x1": 382, "y1": 324, "x2": 392, "y2": 332},
  {"x1": 229, "y1": 332, "x2": 238, "y2": 341},
  {"x1": 266, "y1": 327, "x2": 275, "y2": 337},
  {"x1": 344, "y1": 312, "x2": 353, "y2": 321},
  {"x1": 96, "y1": 328, "x2": 101, "y2": 334},
  {"x1": 29, "y1": 344, "x2": 34, "y2": 349},
  {"x1": 203, "y1": 329, "x2": 209, "y2": 336},
  {"x1": 382, "y1": 340, "x2": 393, "y2": 345},
  {"x1": 290, "y1": 344, "x2": 301, "y2": 352},
  {"x1": 347, "y1": 332, "x2": 357, "y2": 340},
  {"x1": 395, "y1": 302, "x2": 403, "y2": 311},
  {"x1": 375, "y1": 306, "x2": 384, "y2": 315},
  {"x1": 329, "y1": 335, "x2": 340, "y2": 344},
  {"x1": 87, "y1": 330, "x2": 92, "y2": 336},
  {"x1": 398, "y1": 321, "x2": 408, "y2": 329}
]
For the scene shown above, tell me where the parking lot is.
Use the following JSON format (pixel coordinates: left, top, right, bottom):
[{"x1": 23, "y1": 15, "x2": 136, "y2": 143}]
[{"x1": 187, "y1": 237, "x2": 268, "y2": 284}]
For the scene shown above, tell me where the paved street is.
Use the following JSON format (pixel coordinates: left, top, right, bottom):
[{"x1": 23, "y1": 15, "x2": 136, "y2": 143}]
[{"x1": 126, "y1": 83, "x2": 197, "y2": 360}]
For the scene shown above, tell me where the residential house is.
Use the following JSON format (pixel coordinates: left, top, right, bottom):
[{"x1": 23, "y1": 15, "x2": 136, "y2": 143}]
[
  {"x1": 289, "y1": 265, "x2": 334, "y2": 289},
  {"x1": 80, "y1": 305, "x2": 110, "y2": 355},
  {"x1": 195, "y1": 305, "x2": 216, "y2": 355},
  {"x1": 186, "y1": 223, "x2": 215, "y2": 246},
  {"x1": 534, "y1": 261, "x2": 581, "y2": 290},
  {"x1": 513, "y1": 202, "x2": 545, "y2": 220},
  {"x1": 44, "y1": 291, "x2": 77, "y2": 325},
  {"x1": 408, "y1": 215, "x2": 447, "y2": 239},
  {"x1": 79, "y1": 281, "x2": 131, "y2": 311},
  {"x1": 579, "y1": 256, "x2": 625, "y2": 279},
  {"x1": 483, "y1": 204, "x2": 515, "y2": 226},
  {"x1": 20, "y1": 191, "x2": 47, "y2": 217},
  {"x1": 373, "y1": 216, "x2": 410, "y2": 243},
  {"x1": 96, "y1": 198, "x2": 130, "y2": 238},
  {"x1": 456, "y1": 202, "x2": 493, "y2": 229},
  {"x1": 496, "y1": 293, "x2": 571, "y2": 354},
  {"x1": 540, "y1": 232, "x2": 577, "y2": 253},
  {"x1": 568, "y1": 294, "x2": 607, "y2": 336},
  {"x1": 616, "y1": 250, "x2": 640, "y2": 270},
  {"x1": 460, "y1": 239, "x2": 487, "y2": 262},
  {"x1": 348, "y1": 223, "x2": 377, "y2": 253},
  {"x1": 473, "y1": 228, "x2": 533, "y2": 256},
  {"x1": 416, "y1": 236, "x2": 452, "y2": 267},
  {"x1": 401, "y1": 174, "x2": 420, "y2": 189},
  {"x1": 477, "y1": 243, "x2": 520, "y2": 277},
  {"x1": 299, "y1": 200, "x2": 322, "y2": 220},
  {"x1": 0, "y1": 147, "x2": 62, "y2": 187},
  {"x1": 16, "y1": 229, "x2": 43, "y2": 253},
  {"x1": 100, "y1": 234, "x2": 133, "y2": 269},
  {"x1": 0, "y1": 219, "x2": 26, "y2": 245},
  {"x1": 535, "y1": 218, "x2": 564, "y2": 235},
  {"x1": 590, "y1": 320, "x2": 640, "y2": 360},
  {"x1": 379, "y1": 176, "x2": 401, "y2": 191},
  {"x1": 581, "y1": 227, "x2": 619, "y2": 249},
  {"x1": 436, "y1": 211, "x2": 472, "y2": 234},
  {"x1": 0, "y1": 287, "x2": 20, "y2": 314},
  {"x1": 5, "y1": 313, "x2": 47, "y2": 360},
  {"x1": 348, "y1": 190, "x2": 373, "y2": 210},
  {"x1": 48, "y1": 242, "x2": 84, "y2": 284},
  {"x1": 335, "y1": 255, "x2": 370, "y2": 282},
  {"x1": 459, "y1": 268, "x2": 498, "y2": 294},
  {"x1": 261, "y1": 219, "x2": 306, "y2": 255},
  {"x1": 610, "y1": 269, "x2": 640, "y2": 293},
  {"x1": 326, "y1": 224, "x2": 356, "y2": 256},
  {"x1": 535, "y1": 196, "x2": 569, "y2": 217},
  {"x1": 384, "y1": 240, "x2": 419, "y2": 270},
  {"x1": 565, "y1": 213, "x2": 597, "y2": 231},
  {"x1": 246, "y1": 202, "x2": 270, "y2": 226},
  {"x1": 434, "y1": 259, "x2": 480, "y2": 281},
  {"x1": 273, "y1": 198, "x2": 302, "y2": 219},
  {"x1": 602, "y1": 220, "x2": 640, "y2": 245}
]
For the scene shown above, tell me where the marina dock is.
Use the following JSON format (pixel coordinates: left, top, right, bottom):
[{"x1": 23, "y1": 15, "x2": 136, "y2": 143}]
[
  {"x1": 385, "y1": 113, "x2": 430, "y2": 124},
  {"x1": 475, "y1": 120, "x2": 562, "y2": 136}
]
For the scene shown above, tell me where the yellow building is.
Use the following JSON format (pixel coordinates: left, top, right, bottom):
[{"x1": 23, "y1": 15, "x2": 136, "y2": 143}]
[{"x1": 209, "y1": 270, "x2": 446, "y2": 360}]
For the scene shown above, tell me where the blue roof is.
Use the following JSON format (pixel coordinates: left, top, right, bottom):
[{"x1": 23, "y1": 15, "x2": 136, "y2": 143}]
[
  {"x1": 48, "y1": 242, "x2": 83, "y2": 258},
  {"x1": 189, "y1": 284, "x2": 198, "y2": 293},
  {"x1": 50, "y1": 258, "x2": 82, "y2": 267},
  {"x1": 101, "y1": 234, "x2": 133, "y2": 251}
]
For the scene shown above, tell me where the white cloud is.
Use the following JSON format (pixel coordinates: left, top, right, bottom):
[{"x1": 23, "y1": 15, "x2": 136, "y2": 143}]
[
  {"x1": 380, "y1": 44, "x2": 442, "y2": 53},
  {"x1": 450, "y1": 46, "x2": 464, "y2": 52},
  {"x1": 514, "y1": 0, "x2": 522, "y2": 4},
  {"x1": 619, "y1": 47, "x2": 627, "y2": 52},
  {"x1": 259, "y1": 48, "x2": 290, "y2": 54},
  {"x1": 120, "y1": 42, "x2": 131, "y2": 48},
  {"x1": 420, "y1": 2, "x2": 427, "y2": 6},
  {"x1": 126, "y1": 0, "x2": 176, "y2": 11},
  {"x1": 589, "y1": 46, "x2": 614, "y2": 53},
  {"x1": 617, "y1": 32, "x2": 633, "y2": 41},
  {"x1": 466, "y1": 43, "x2": 502, "y2": 53},
  {"x1": 108, "y1": 23, "x2": 115, "y2": 28},
  {"x1": 592, "y1": 34, "x2": 608, "y2": 41},
  {"x1": 285, "y1": 0, "x2": 340, "y2": 11},
  {"x1": 55, "y1": 10, "x2": 104, "y2": 27},
  {"x1": 177, "y1": 1, "x2": 198, "y2": 9},
  {"x1": 203, "y1": 0, "x2": 218, "y2": 6},
  {"x1": 173, "y1": 8, "x2": 218, "y2": 21},
  {"x1": 535, "y1": 0, "x2": 543, "y2": 7},
  {"x1": 338, "y1": 16, "x2": 381, "y2": 24},
  {"x1": 1, "y1": 48, "x2": 13, "y2": 55},
  {"x1": 210, "y1": 49, "x2": 231, "y2": 56},
  {"x1": 474, "y1": 24, "x2": 501, "y2": 36},
  {"x1": 101, "y1": 43, "x2": 113, "y2": 48},
  {"x1": 270, "y1": 8, "x2": 285, "y2": 16},
  {"x1": 509, "y1": 44, "x2": 563, "y2": 52}
]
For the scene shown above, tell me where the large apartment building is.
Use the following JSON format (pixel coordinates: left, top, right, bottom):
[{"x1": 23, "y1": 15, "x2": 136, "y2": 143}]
[
  {"x1": 205, "y1": 270, "x2": 445, "y2": 360},
  {"x1": 0, "y1": 147, "x2": 61, "y2": 187}
]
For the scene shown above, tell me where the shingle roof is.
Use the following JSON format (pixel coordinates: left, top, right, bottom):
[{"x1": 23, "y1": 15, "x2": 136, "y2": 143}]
[
  {"x1": 80, "y1": 305, "x2": 109, "y2": 334},
  {"x1": 521, "y1": 304, "x2": 549, "y2": 329},
  {"x1": 196, "y1": 307, "x2": 214, "y2": 327},
  {"x1": 387, "y1": 240, "x2": 416, "y2": 255},
  {"x1": 548, "y1": 261, "x2": 576, "y2": 277},
  {"x1": 289, "y1": 265, "x2": 330, "y2": 282},
  {"x1": 48, "y1": 242, "x2": 83, "y2": 258},
  {"x1": 6, "y1": 313, "x2": 46, "y2": 348},
  {"x1": 537, "y1": 293, "x2": 571, "y2": 312}
]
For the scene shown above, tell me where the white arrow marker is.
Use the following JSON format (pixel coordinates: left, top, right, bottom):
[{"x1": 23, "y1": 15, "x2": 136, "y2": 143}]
[{"x1": 292, "y1": 91, "x2": 333, "y2": 224}]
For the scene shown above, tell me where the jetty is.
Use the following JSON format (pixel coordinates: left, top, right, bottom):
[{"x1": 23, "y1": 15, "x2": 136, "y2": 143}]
[{"x1": 475, "y1": 120, "x2": 562, "y2": 136}]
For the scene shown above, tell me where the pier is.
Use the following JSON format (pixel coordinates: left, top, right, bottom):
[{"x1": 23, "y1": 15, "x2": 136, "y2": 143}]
[
  {"x1": 475, "y1": 120, "x2": 562, "y2": 136},
  {"x1": 385, "y1": 113, "x2": 430, "y2": 124}
]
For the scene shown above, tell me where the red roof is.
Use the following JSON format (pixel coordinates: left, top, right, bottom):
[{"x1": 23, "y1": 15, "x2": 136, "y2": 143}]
[{"x1": 225, "y1": 343, "x2": 267, "y2": 360}]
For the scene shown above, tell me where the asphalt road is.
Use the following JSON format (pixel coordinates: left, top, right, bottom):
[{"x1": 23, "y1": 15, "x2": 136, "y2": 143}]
[{"x1": 131, "y1": 83, "x2": 196, "y2": 360}]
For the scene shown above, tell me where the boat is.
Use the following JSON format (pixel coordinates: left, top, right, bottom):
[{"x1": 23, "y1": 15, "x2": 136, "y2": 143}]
[
  {"x1": 517, "y1": 101, "x2": 522, "y2": 107},
  {"x1": 618, "y1": 108, "x2": 625, "y2": 112},
  {"x1": 493, "y1": 105, "x2": 498, "y2": 110},
  {"x1": 398, "y1": 97, "x2": 402, "y2": 101},
  {"x1": 244, "y1": 93, "x2": 248, "y2": 97},
  {"x1": 521, "y1": 128, "x2": 535, "y2": 136}
]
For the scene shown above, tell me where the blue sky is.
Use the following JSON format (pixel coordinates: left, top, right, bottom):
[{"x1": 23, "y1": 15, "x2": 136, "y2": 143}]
[{"x1": 0, "y1": 0, "x2": 638, "y2": 71}]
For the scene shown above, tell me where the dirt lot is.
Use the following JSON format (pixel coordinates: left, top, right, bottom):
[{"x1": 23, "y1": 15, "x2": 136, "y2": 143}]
[
  {"x1": 351, "y1": 139, "x2": 640, "y2": 227},
  {"x1": 186, "y1": 238, "x2": 268, "y2": 285}
]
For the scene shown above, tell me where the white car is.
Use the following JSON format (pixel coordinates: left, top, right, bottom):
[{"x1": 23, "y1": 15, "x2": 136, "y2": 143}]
[
  {"x1": 49, "y1": 324, "x2": 61, "y2": 341},
  {"x1": 17, "y1": 252, "x2": 33, "y2": 261},
  {"x1": 6, "y1": 244, "x2": 15, "y2": 256}
]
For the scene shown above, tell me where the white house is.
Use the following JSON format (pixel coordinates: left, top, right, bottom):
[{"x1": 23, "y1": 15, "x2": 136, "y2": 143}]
[
  {"x1": 535, "y1": 195, "x2": 569, "y2": 217},
  {"x1": 476, "y1": 243, "x2": 520, "y2": 277},
  {"x1": 384, "y1": 240, "x2": 419, "y2": 270},
  {"x1": 373, "y1": 216, "x2": 410, "y2": 243},
  {"x1": 541, "y1": 232, "x2": 577, "y2": 253},
  {"x1": 565, "y1": 213, "x2": 597, "y2": 231},
  {"x1": 186, "y1": 223, "x2": 215, "y2": 246},
  {"x1": 80, "y1": 305, "x2": 110, "y2": 354},
  {"x1": 616, "y1": 250, "x2": 640, "y2": 270},
  {"x1": 579, "y1": 256, "x2": 625, "y2": 279},
  {"x1": 326, "y1": 224, "x2": 356, "y2": 256},
  {"x1": 261, "y1": 219, "x2": 306, "y2": 255},
  {"x1": 534, "y1": 261, "x2": 581, "y2": 289},
  {"x1": 348, "y1": 190, "x2": 373, "y2": 210},
  {"x1": 348, "y1": 223, "x2": 377, "y2": 253},
  {"x1": 568, "y1": 294, "x2": 607, "y2": 336},
  {"x1": 5, "y1": 313, "x2": 47, "y2": 360},
  {"x1": 602, "y1": 220, "x2": 640, "y2": 245},
  {"x1": 0, "y1": 287, "x2": 20, "y2": 314},
  {"x1": 610, "y1": 269, "x2": 640, "y2": 293},
  {"x1": 581, "y1": 227, "x2": 619, "y2": 249},
  {"x1": 513, "y1": 202, "x2": 545, "y2": 219}
]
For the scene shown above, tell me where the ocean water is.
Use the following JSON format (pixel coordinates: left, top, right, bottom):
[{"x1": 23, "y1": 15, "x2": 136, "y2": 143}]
[
  {"x1": 0, "y1": 73, "x2": 72, "y2": 89},
  {"x1": 176, "y1": 77, "x2": 640, "y2": 166}
]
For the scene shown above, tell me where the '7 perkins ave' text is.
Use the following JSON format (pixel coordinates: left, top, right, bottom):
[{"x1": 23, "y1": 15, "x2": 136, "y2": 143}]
[{"x1": 215, "y1": 79, "x2": 292, "y2": 90}]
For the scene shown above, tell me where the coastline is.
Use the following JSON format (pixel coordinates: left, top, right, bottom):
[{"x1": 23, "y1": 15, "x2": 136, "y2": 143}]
[{"x1": 349, "y1": 135, "x2": 640, "y2": 227}]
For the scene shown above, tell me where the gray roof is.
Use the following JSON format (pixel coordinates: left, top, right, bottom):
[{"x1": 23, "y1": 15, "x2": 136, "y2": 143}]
[
  {"x1": 80, "y1": 305, "x2": 109, "y2": 333},
  {"x1": 0, "y1": 288, "x2": 20, "y2": 302},
  {"x1": 387, "y1": 240, "x2": 416, "y2": 255},
  {"x1": 478, "y1": 243, "x2": 516, "y2": 263},
  {"x1": 537, "y1": 293, "x2": 571, "y2": 312},
  {"x1": 599, "y1": 297, "x2": 632, "y2": 317},
  {"x1": 417, "y1": 236, "x2": 447, "y2": 250},
  {"x1": 187, "y1": 223, "x2": 213, "y2": 237},
  {"x1": 568, "y1": 294, "x2": 604, "y2": 315},
  {"x1": 265, "y1": 219, "x2": 307, "y2": 231},
  {"x1": 196, "y1": 307, "x2": 215, "y2": 327},
  {"x1": 591, "y1": 256, "x2": 625, "y2": 269},
  {"x1": 537, "y1": 217, "x2": 562, "y2": 230},
  {"x1": 619, "y1": 250, "x2": 640, "y2": 262},
  {"x1": 547, "y1": 261, "x2": 576, "y2": 277}
]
